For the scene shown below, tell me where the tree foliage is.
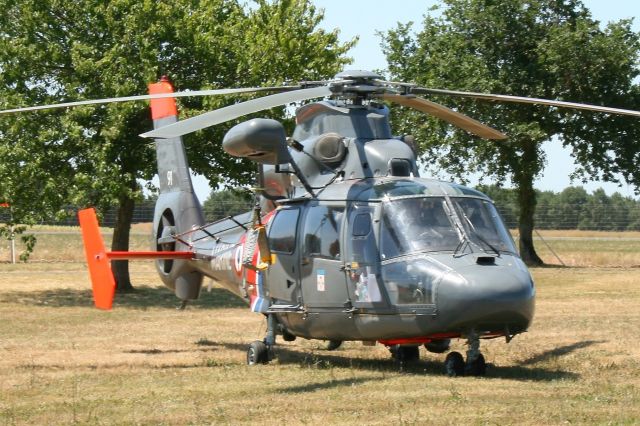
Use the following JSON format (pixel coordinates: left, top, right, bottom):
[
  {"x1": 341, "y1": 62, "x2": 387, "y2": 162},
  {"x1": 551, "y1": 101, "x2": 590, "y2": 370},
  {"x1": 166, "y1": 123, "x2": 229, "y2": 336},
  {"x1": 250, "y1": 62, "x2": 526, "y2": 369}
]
[
  {"x1": 202, "y1": 189, "x2": 254, "y2": 222},
  {"x1": 0, "y1": 0, "x2": 353, "y2": 284},
  {"x1": 381, "y1": 0, "x2": 640, "y2": 265}
]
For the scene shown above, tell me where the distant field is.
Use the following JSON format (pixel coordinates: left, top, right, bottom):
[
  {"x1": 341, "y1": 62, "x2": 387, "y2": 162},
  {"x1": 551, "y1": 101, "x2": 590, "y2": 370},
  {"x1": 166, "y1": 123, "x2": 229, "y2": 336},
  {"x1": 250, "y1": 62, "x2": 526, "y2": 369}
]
[
  {"x1": 1, "y1": 225, "x2": 640, "y2": 267},
  {"x1": 0, "y1": 263, "x2": 638, "y2": 424}
]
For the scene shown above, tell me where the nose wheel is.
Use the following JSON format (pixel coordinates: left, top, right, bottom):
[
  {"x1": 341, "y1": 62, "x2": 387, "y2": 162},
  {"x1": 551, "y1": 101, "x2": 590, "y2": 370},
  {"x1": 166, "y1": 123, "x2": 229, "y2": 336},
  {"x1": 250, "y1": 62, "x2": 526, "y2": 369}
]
[
  {"x1": 444, "y1": 332, "x2": 487, "y2": 377},
  {"x1": 247, "y1": 340, "x2": 270, "y2": 365},
  {"x1": 247, "y1": 314, "x2": 277, "y2": 366}
]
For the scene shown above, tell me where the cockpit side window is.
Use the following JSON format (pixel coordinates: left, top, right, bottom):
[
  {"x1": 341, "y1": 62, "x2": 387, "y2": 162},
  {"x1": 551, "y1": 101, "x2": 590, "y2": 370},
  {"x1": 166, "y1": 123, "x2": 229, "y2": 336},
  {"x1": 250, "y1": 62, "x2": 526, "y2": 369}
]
[
  {"x1": 268, "y1": 208, "x2": 300, "y2": 253},
  {"x1": 303, "y1": 205, "x2": 344, "y2": 259}
]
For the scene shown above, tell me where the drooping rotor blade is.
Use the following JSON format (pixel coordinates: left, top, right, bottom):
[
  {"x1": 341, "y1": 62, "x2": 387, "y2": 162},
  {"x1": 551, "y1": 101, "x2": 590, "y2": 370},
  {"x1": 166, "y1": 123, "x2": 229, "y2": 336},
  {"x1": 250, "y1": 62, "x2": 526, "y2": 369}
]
[
  {"x1": 0, "y1": 86, "x2": 299, "y2": 115},
  {"x1": 381, "y1": 94, "x2": 508, "y2": 140},
  {"x1": 141, "y1": 86, "x2": 332, "y2": 139},
  {"x1": 411, "y1": 87, "x2": 640, "y2": 118}
]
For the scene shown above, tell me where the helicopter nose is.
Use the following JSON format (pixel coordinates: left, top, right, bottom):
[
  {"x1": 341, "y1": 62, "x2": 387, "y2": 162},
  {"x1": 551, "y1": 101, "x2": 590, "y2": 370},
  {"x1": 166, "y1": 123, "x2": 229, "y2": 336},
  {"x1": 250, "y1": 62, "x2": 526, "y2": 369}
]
[{"x1": 436, "y1": 261, "x2": 535, "y2": 334}]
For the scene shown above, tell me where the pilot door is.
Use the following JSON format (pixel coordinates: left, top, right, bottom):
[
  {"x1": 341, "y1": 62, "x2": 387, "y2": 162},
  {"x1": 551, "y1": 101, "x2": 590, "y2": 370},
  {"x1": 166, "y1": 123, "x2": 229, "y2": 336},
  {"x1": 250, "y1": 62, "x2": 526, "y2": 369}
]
[
  {"x1": 266, "y1": 206, "x2": 302, "y2": 304},
  {"x1": 299, "y1": 203, "x2": 349, "y2": 308},
  {"x1": 344, "y1": 204, "x2": 387, "y2": 308}
]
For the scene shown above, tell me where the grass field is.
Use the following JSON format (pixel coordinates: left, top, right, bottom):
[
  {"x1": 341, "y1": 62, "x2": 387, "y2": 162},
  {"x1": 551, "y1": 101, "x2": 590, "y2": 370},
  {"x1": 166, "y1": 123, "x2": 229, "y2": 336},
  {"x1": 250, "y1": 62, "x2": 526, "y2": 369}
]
[
  {"x1": 4, "y1": 225, "x2": 640, "y2": 267},
  {"x1": 0, "y1": 230, "x2": 639, "y2": 424}
]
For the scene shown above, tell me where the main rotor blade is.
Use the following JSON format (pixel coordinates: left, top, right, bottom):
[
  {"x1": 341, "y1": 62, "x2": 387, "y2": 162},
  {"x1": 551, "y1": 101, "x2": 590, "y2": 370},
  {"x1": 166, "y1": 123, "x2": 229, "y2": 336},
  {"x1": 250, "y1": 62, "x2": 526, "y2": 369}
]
[
  {"x1": 0, "y1": 86, "x2": 299, "y2": 115},
  {"x1": 411, "y1": 87, "x2": 640, "y2": 118},
  {"x1": 141, "y1": 86, "x2": 332, "y2": 139},
  {"x1": 381, "y1": 94, "x2": 508, "y2": 140}
]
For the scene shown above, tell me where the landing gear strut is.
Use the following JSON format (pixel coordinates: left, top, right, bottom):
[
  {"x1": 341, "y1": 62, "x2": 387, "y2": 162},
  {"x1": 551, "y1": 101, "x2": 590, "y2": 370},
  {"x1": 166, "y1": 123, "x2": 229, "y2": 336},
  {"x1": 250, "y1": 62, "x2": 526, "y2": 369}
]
[
  {"x1": 389, "y1": 344, "x2": 420, "y2": 368},
  {"x1": 464, "y1": 332, "x2": 486, "y2": 376},
  {"x1": 444, "y1": 332, "x2": 486, "y2": 377}
]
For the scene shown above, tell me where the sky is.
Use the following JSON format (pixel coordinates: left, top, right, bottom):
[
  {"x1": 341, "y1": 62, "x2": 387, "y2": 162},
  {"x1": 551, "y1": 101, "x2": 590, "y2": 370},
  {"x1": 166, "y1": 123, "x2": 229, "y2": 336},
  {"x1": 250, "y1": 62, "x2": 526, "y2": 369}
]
[{"x1": 189, "y1": 0, "x2": 640, "y2": 202}]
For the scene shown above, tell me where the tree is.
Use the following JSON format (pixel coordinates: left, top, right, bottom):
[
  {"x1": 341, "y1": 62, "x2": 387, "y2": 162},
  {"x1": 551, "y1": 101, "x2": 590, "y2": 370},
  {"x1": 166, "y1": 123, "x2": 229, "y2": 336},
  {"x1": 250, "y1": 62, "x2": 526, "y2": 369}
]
[
  {"x1": 381, "y1": 0, "x2": 640, "y2": 265},
  {"x1": 202, "y1": 189, "x2": 253, "y2": 222},
  {"x1": 0, "y1": 0, "x2": 354, "y2": 288}
]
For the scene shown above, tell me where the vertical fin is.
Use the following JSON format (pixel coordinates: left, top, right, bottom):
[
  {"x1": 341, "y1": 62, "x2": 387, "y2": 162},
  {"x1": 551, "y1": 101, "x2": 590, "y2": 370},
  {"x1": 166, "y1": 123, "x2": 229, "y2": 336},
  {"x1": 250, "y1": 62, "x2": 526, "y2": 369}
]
[
  {"x1": 148, "y1": 77, "x2": 204, "y2": 300},
  {"x1": 78, "y1": 208, "x2": 116, "y2": 310},
  {"x1": 148, "y1": 77, "x2": 199, "y2": 195}
]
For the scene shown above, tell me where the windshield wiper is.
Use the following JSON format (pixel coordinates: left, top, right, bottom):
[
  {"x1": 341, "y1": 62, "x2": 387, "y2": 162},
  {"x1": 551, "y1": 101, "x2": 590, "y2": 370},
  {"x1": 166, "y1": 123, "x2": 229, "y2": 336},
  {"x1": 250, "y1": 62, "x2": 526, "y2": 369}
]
[
  {"x1": 458, "y1": 209, "x2": 501, "y2": 256},
  {"x1": 439, "y1": 193, "x2": 474, "y2": 257}
]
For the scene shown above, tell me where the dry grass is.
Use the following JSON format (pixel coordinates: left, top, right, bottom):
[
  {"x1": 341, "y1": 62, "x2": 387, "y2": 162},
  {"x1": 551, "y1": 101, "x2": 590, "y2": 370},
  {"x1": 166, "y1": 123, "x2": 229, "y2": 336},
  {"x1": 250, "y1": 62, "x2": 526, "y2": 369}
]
[
  {"x1": 2, "y1": 225, "x2": 640, "y2": 267},
  {"x1": 0, "y1": 261, "x2": 639, "y2": 424}
]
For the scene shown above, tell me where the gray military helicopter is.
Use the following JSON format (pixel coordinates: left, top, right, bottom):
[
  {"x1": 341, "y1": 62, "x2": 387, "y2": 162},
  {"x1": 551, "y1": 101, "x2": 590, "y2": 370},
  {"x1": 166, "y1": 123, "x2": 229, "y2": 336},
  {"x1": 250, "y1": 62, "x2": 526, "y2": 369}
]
[{"x1": 4, "y1": 70, "x2": 640, "y2": 376}]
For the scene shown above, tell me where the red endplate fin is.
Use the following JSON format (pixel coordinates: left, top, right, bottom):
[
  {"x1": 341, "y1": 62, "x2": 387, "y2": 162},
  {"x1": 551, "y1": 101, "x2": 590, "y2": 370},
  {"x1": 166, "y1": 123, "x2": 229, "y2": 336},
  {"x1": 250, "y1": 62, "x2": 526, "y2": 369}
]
[{"x1": 78, "y1": 208, "x2": 116, "y2": 310}]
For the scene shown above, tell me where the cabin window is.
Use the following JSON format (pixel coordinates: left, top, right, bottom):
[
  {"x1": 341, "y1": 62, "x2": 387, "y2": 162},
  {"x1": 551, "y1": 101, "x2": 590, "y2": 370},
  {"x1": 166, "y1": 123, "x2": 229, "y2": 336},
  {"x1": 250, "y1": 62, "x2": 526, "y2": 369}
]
[
  {"x1": 268, "y1": 208, "x2": 300, "y2": 253},
  {"x1": 352, "y1": 213, "x2": 372, "y2": 237},
  {"x1": 303, "y1": 205, "x2": 344, "y2": 259}
]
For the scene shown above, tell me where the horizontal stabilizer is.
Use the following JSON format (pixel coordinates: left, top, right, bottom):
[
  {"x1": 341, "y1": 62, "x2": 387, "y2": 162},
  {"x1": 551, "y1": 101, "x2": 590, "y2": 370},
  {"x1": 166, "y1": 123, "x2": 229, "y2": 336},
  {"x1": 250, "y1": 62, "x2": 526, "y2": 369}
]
[{"x1": 78, "y1": 208, "x2": 195, "y2": 310}]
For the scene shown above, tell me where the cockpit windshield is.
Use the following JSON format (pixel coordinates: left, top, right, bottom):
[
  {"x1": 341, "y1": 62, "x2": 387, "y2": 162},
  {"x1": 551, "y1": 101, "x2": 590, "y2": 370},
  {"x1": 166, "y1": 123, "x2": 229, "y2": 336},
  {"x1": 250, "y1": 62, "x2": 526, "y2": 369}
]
[{"x1": 380, "y1": 196, "x2": 516, "y2": 259}]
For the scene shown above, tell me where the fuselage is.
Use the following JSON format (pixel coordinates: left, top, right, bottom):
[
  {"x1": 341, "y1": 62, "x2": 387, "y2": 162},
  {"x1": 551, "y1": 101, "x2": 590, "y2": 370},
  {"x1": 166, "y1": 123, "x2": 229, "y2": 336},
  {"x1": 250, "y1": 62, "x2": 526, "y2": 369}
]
[{"x1": 178, "y1": 176, "x2": 535, "y2": 343}]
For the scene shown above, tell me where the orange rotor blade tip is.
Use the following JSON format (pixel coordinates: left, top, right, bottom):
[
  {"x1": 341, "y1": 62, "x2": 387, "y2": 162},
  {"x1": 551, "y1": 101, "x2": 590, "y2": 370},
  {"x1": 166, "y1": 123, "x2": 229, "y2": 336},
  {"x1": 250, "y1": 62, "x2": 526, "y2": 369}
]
[{"x1": 148, "y1": 77, "x2": 178, "y2": 120}]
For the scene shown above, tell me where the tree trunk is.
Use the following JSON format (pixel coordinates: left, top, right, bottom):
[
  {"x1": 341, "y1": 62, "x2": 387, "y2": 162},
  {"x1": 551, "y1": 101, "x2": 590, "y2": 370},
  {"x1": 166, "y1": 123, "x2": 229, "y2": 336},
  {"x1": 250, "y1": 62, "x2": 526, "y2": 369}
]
[
  {"x1": 515, "y1": 140, "x2": 544, "y2": 267},
  {"x1": 111, "y1": 193, "x2": 135, "y2": 292},
  {"x1": 516, "y1": 179, "x2": 543, "y2": 266}
]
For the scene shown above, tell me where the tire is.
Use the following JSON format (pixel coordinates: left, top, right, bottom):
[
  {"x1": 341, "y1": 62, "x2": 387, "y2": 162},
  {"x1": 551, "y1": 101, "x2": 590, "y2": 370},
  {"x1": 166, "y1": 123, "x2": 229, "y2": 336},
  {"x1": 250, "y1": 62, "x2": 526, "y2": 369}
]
[
  {"x1": 247, "y1": 340, "x2": 269, "y2": 365},
  {"x1": 425, "y1": 339, "x2": 451, "y2": 354},
  {"x1": 444, "y1": 351, "x2": 465, "y2": 377},
  {"x1": 390, "y1": 345, "x2": 420, "y2": 363},
  {"x1": 326, "y1": 340, "x2": 343, "y2": 351},
  {"x1": 282, "y1": 329, "x2": 296, "y2": 342},
  {"x1": 465, "y1": 353, "x2": 486, "y2": 377}
]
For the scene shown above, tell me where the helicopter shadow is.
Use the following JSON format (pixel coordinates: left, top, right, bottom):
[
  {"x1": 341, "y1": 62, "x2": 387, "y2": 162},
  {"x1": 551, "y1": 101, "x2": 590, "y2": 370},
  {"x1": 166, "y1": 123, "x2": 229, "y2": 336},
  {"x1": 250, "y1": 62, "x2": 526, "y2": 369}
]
[
  {"x1": 195, "y1": 339, "x2": 581, "y2": 382},
  {"x1": 0, "y1": 285, "x2": 245, "y2": 310}
]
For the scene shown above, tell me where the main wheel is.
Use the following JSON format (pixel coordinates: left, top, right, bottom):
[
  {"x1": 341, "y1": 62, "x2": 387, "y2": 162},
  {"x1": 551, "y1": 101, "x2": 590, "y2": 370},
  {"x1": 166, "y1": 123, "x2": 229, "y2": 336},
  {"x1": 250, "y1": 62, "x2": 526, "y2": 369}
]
[
  {"x1": 390, "y1": 345, "x2": 420, "y2": 363},
  {"x1": 282, "y1": 329, "x2": 296, "y2": 342},
  {"x1": 425, "y1": 339, "x2": 451, "y2": 354},
  {"x1": 465, "y1": 353, "x2": 486, "y2": 377},
  {"x1": 444, "y1": 351, "x2": 465, "y2": 377},
  {"x1": 247, "y1": 340, "x2": 269, "y2": 365},
  {"x1": 326, "y1": 340, "x2": 343, "y2": 351}
]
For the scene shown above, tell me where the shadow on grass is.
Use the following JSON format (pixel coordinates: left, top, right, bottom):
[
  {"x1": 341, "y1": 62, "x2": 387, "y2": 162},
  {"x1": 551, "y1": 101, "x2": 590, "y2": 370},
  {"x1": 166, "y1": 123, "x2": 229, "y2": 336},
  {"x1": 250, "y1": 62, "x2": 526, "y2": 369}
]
[
  {"x1": 519, "y1": 340, "x2": 604, "y2": 365},
  {"x1": 195, "y1": 339, "x2": 578, "y2": 381},
  {"x1": 0, "y1": 286, "x2": 246, "y2": 309},
  {"x1": 279, "y1": 377, "x2": 379, "y2": 393}
]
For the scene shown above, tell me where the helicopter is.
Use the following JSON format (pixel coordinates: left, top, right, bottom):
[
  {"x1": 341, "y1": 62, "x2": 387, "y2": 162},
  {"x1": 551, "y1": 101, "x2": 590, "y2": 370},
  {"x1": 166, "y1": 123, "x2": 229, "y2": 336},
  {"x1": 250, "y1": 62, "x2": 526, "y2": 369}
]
[{"x1": 4, "y1": 70, "x2": 640, "y2": 376}]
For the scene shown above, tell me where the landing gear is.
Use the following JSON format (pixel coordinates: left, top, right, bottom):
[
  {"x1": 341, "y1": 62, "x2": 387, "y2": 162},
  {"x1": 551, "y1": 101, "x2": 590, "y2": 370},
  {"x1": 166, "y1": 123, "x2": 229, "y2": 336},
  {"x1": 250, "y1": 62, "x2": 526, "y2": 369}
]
[
  {"x1": 425, "y1": 339, "x2": 450, "y2": 354},
  {"x1": 281, "y1": 328, "x2": 296, "y2": 342},
  {"x1": 443, "y1": 332, "x2": 487, "y2": 377},
  {"x1": 463, "y1": 332, "x2": 486, "y2": 377},
  {"x1": 326, "y1": 340, "x2": 343, "y2": 351},
  {"x1": 465, "y1": 353, "x2": 486, "y2": 376},
  {"x1": 444, "y1": 351, "x2": 465, "y2": 376},
  {"x1": 390, "y1": 344, "x2": 420, "y2": 364},
  {"x1": 247, "y1": 340, "x2": 269, "y2": 365},
  {"x1": 246, "y1": 314, "x2": 277, "y2": 366}
]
